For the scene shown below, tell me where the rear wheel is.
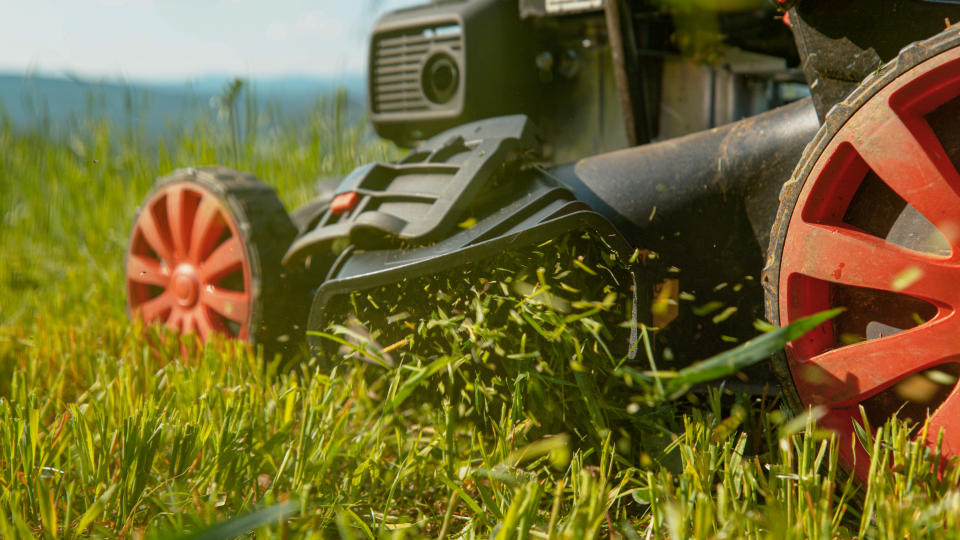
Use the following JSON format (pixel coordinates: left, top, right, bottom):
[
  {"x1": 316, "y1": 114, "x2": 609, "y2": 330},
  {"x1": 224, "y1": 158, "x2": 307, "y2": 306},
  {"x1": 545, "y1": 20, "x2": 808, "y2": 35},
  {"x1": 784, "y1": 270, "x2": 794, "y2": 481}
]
[
  {"x1": 126, "y1": 167, "x2": 298, "y2": 349},
  {"x1": 766, "y1": 30, "x2": 960, "y2": 481}
]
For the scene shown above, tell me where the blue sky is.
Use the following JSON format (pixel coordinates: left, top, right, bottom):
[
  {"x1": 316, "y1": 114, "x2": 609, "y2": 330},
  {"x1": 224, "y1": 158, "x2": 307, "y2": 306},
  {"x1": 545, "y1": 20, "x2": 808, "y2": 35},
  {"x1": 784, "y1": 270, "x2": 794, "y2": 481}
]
[{"x1": 0, "y1": 0, "x2": 422, "y2": 81}]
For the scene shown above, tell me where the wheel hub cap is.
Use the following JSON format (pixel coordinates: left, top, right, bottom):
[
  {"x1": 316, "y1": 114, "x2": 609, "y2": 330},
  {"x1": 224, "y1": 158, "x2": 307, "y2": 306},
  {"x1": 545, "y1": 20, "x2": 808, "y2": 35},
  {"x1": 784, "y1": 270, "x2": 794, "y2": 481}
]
[{"x1": 172, "y1": 265, "x2": 200, "y2": 308}]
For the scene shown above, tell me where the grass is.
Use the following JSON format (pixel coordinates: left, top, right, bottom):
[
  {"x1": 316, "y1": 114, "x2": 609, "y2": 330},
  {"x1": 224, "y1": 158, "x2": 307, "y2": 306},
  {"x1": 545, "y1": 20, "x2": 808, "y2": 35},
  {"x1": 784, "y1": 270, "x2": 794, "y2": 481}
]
[{"x1": 4, "y1": 83, "x2": 960, "y2": 538}]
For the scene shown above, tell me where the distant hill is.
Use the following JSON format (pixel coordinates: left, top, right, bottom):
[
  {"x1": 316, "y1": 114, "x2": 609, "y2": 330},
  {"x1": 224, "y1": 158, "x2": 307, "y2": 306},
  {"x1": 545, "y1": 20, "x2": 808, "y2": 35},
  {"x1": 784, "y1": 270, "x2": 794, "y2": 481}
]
[{"x1": 0, "y1": 72, "x2": 367, "y2": 137}]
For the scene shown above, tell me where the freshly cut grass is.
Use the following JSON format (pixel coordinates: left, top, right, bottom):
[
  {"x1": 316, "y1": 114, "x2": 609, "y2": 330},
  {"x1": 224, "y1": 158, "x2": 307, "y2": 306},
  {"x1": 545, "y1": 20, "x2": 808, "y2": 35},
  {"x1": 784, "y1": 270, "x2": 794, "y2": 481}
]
[{"x1": 3, "y1": 86, "x2": 960, "y2": 537}]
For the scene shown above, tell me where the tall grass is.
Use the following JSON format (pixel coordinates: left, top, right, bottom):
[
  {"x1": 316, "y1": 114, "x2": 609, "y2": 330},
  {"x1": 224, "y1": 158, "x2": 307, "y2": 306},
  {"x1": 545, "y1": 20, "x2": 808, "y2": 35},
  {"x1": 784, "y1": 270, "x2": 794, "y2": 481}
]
[
  {"x1": 3, "y1": 82, "x2": 960, "y2": 537},
  {"x1": 0, "y1": 81, "x2": 395, "y2": 326}
]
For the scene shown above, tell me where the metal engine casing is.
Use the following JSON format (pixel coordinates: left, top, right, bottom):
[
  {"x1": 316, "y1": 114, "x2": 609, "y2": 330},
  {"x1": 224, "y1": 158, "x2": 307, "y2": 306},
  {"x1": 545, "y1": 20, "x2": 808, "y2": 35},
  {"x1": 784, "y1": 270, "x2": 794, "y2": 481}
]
[{"x1": 368, "y1": 0, "x2": 536, "y2": 147}]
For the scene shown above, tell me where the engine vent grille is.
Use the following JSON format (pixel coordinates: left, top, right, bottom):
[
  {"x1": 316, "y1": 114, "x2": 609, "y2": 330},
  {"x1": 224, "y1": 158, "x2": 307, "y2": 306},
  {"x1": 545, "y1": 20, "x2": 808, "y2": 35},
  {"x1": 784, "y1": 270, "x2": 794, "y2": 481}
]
[{"x1": 371, "y1": 24, "x2": 463, "y2": 114}]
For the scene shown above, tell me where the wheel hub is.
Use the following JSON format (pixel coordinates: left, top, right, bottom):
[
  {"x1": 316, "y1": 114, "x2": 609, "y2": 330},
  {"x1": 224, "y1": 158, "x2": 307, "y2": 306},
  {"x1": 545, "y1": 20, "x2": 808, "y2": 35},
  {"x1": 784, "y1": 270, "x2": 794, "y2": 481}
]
[{"x1": 171, "y1": 265, "x2": 200, "y2": 308}]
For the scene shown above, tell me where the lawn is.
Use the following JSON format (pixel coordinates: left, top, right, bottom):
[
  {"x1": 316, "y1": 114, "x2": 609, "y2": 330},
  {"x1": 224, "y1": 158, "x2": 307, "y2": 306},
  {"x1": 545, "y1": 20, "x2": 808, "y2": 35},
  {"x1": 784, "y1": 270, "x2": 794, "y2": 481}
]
[{"x1": 2, "y1": 86, "x2": 960, "y2": 538}]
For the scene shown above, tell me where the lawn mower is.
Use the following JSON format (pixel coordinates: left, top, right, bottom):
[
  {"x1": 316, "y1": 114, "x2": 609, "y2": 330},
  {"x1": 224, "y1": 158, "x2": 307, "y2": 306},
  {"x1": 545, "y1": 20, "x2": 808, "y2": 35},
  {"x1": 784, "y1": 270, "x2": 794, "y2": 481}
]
[{"x1": 124, "y1": 0, "x2": 960, "y2": 482}]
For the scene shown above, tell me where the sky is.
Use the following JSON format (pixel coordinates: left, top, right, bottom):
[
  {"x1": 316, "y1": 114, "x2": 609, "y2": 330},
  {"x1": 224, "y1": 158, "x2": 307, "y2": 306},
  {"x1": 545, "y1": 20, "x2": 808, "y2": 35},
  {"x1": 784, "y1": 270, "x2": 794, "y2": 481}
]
[{"x1": 0, "y1": 0, "x2": 423, "y2": 81}]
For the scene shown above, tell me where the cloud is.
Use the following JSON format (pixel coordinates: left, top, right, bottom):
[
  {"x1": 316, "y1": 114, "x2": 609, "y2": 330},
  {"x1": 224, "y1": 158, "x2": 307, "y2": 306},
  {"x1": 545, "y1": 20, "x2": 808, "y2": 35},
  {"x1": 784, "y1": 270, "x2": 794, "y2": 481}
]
[
  {"x1": 266, "y1": 10, "x2": 349, "y2": 42},
  {"x1": 266, "y1": 22, "x2": 289, "y2": 40}
]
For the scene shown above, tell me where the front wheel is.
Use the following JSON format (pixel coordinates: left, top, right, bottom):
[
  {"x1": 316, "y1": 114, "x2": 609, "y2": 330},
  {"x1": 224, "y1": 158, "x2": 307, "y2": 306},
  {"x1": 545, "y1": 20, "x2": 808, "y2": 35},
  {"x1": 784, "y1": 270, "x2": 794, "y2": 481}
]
[{"x1": 125, "y1": 166, "x2": 299, "y2": 349}]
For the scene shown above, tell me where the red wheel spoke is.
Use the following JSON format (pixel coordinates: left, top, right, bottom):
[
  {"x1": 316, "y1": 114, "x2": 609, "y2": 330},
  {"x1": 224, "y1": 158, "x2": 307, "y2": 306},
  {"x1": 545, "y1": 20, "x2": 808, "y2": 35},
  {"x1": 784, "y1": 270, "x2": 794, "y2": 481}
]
[
  {"x1": 167, "y1": 310, "x2": 182, "y2": 331},
  {"x1": 199, "y1": 236, "x2": 245, "y2": 283},
  {"x1": 189, "y1": 195, "x2": 226, "y2": 263},
  {"x1": 181, "y1": 313, "x2": 195, "y2": 336},
  {"x1": 195, "y1": 307, "x2": 217, "y2": 341},
  {"x1": 202, "y1": 288, "x2": 249, "y2": 324},
  {"x1": 847, "y1": 107, "x2": 960, "y2": 247},
  {"x1": 166, "y1": 185, "x2": 190, "y2": 258},
  {"x1": 126, "y1": 254, "x2": 170, "y2": 288},
  {"x1": 782, "y1": 220, "x2": 957, "y2": 305},
  {"x1": 137, "y1": 293, "x2": 173, "y2": 322},
  {"x1": 925, "y1": 387, "x2": 960, "y2": 456},
  {"x1": 137, "y1": 208, "x2": 174, "y2": 264},
  {"x1": 794, "y1": 315, "x2": 960, "y2": 406}
]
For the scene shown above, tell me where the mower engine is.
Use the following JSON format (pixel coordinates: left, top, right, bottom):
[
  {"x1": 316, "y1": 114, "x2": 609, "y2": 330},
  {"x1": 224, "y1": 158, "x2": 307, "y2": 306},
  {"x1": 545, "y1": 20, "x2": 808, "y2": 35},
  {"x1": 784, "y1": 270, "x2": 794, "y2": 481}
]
[{"x1": 367, "y1": 0, "x2": 804, "y2": 162}]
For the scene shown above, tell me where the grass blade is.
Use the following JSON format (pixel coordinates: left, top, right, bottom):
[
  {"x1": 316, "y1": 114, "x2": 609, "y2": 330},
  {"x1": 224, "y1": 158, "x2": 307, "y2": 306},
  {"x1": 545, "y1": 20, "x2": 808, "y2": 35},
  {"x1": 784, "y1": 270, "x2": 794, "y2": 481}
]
[{"x1": 661, "y1": 308, "x2": 844, "y2": 395}]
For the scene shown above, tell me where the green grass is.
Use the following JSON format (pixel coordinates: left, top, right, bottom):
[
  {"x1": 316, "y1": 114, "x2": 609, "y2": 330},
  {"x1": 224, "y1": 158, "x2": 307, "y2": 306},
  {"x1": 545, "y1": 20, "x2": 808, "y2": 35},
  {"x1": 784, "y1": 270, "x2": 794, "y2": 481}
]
[{"x1": 4, "y1": 86, "x2": 960, "y2": 538}]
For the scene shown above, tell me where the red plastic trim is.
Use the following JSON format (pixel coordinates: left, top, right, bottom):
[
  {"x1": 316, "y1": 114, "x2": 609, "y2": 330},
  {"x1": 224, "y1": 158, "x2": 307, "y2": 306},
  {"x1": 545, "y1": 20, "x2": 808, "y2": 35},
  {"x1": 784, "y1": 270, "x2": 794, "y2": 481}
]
[{"x1": 330, "y1": 192, "x2": 360, "y2": 215}]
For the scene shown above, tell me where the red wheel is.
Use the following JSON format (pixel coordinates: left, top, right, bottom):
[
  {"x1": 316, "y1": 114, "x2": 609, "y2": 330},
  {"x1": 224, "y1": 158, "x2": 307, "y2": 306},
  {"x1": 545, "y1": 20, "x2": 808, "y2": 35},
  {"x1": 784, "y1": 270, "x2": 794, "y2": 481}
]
[
  {"x1": 126, "y1": 167, "x2": 298, "y2": 347},
  {"x1": 766, "y1": 31, "x2": 960, "y2": 481}
]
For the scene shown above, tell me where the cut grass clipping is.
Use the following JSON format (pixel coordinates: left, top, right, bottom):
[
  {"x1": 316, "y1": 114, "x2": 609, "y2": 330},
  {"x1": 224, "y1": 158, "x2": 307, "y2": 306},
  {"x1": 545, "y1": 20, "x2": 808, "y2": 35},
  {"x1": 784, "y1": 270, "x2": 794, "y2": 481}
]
[{"x1": 6, "y1": 82, "x2": 960, "y2": 537}]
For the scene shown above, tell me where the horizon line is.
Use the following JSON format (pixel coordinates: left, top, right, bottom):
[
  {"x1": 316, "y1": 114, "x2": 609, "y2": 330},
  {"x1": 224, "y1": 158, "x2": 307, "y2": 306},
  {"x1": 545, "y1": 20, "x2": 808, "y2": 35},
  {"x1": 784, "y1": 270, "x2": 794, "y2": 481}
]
[{"x1": 0, "y1": 68, "x2": 367, "y2": 87}]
